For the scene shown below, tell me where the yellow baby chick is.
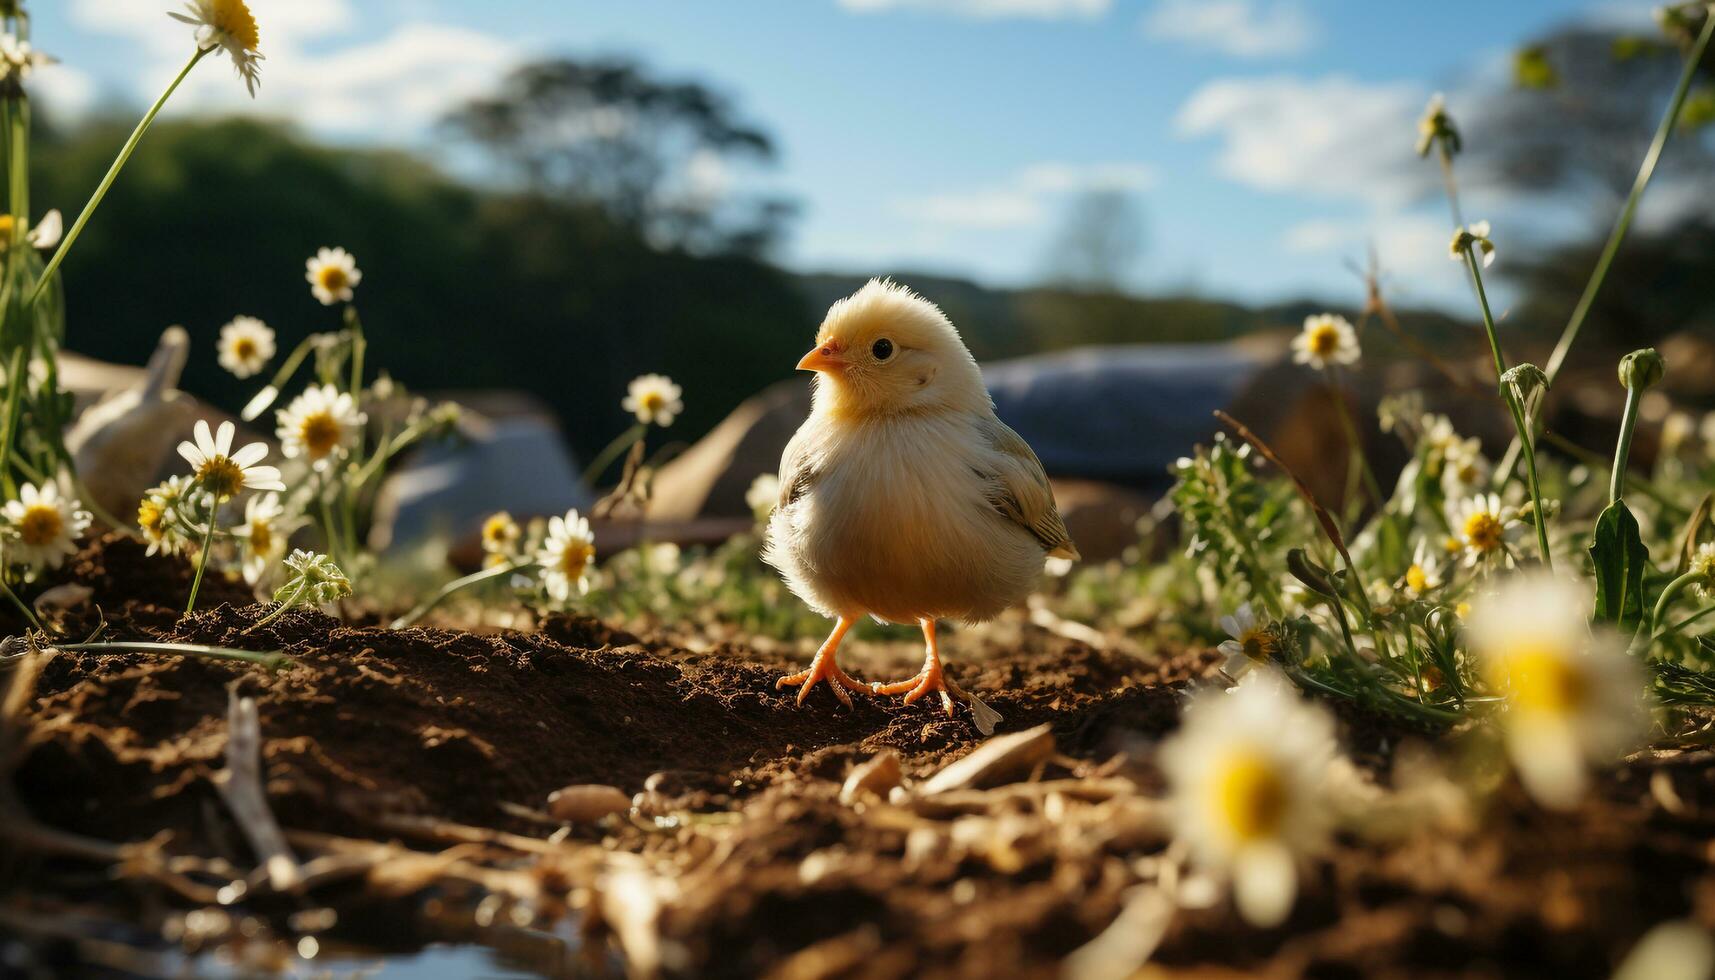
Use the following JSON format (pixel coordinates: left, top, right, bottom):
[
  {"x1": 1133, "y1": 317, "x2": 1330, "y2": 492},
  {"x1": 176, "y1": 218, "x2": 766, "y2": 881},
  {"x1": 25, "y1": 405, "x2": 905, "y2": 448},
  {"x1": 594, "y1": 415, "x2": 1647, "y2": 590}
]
[{"x1": 763, "y1": 279, "x2": 1078, "y2": 716}]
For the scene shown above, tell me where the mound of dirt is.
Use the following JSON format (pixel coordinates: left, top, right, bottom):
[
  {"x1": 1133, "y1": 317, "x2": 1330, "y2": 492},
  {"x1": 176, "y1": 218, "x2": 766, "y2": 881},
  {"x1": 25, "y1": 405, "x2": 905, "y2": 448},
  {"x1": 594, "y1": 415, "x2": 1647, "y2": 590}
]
[{"x1": 16, "y1": 539, "x2": 1182, "y2": 846}]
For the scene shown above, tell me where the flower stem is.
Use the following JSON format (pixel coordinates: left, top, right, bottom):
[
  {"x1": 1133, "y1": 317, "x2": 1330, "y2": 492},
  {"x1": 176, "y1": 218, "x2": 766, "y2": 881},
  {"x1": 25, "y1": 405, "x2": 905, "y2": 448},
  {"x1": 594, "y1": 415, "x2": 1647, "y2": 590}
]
[
  {"x1": 0, "y1": 347, "x2": 24, "y2": 497},
  {"x1": 1610, "y1": 384, "x2": 1642, "y2": 507},
  {"x1": 1464, "y1": 250, "x2": 1551, "y2": 568},
  {"x1": 390, "y1": 560, "x2": 522, "y2": 630},
  {"x1": 584, "y1": 423, "x2": 647, "y2": 491},
  {"x1": 1644, "y1": 570, "x2": 1701, "y2": 647},
  {"x1": 1497, "y1": 11, "x2": 1715, "y2": 481},
  {"x1": 0, "y1": 574, "x2": 44, "y2": 633},
  {"x1": 1326, "y1": 366, "x2": 1384, "y2": 511},
  {"x1": 185, "y1": 497, "x2": 220, "y2": 614},
  {"x1": 54, "y1": 640, "x2": 290, "y2": 671},
  {"x1": 244, "y1": 579, "x2": 310, "y2": 634},
  {"x1": 29, "y1": 47, "x2": 209, "y2": 309}
]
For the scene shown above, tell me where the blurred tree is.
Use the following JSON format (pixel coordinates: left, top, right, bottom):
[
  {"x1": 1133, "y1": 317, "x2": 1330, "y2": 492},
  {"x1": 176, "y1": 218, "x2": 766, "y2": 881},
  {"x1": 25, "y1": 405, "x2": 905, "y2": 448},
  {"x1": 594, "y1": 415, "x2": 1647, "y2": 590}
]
[
  {"x1": 1039, "y1": 189, "x2": 1145, "y2": 292},
  {"x1": 1468, "y1": 26, "x2": 1715, "y2": 223},
  {"x1": 442, "y1": 58, "x2": 793, "y2": 256},
  {"x1": 31, "y1": 117, "x2": 811, "y2": 465}
]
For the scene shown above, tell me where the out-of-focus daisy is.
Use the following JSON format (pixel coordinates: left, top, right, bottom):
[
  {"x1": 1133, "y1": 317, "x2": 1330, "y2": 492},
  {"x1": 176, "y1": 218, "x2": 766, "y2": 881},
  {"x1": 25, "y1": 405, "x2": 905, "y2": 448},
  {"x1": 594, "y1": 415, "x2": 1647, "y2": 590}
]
[
  {"x1": 1688, "y1": 542, "x2": 1715, "y2": 600},
  {"x1": 1419, "y1": 413, "x2": 1460, "y2": 456},
  {"x1": 1216, "y1": 603, "x2": 1278, "y2": 679},
  {"x1": 623, "y1": 374, "x2": 683, "y2": 427},
  {"x1": 169, "y1": 0, "x2": 262, "y2": 96},
  {"x1": 1448, "y1": 493, "x2": 1519, "y2": 567},
  {"x1": 177, "y1": 419, "x2": 283, "y2": 498},
  {"x1": 1160, "y1": 670, "x2": 1338, "y2": 927},
  {"x1": 1467, "y1": 575, "x2": 1646, "y2": 810},
  {"x1": 276, "y1": 384, "x2": 365, "y2": 471},
  {"x1": 1439, "y1": 437, "x2": 1491, "y2": 497},
  {"x1": 305, "y1": 246, "x2": 361, "y2": 305},
  {"x1": 1662, "y1": 411, "x2": 1698, "y2": 458},
  {"x1": 138, "y1": 475, "x2": 195, "y2": 556},
  {"x1": 1415, "y1": 92, "x2": 1460, "y2": 157},
  {"x1": 481, "y1": 511, "x2": 521, "y2": 557},
  {"x1": 746, "y1": 472, "x2": 781, "y2": 519},
  {"x1": 0, "y1": 34, "x2": 53, "y2": 81},
  {"x1": 539, "y1": 508, "x2": 596, "y2": 601},
  {"x1": 1400, "y1": 539, "x2": 1445, "y2": 598},
  {"x1": 1449, "y1": 220, "x2": 1496, "y2": 268},
  {"x1": 217, "y1": 315, "x2": 275, "y2": 378},
  {"x1": 236, "y1": 492, "x2": 292, "y2": 585},
  {"x1": 2, "y1": 480, "x2": 90, "y2": 572},
  {"x1": 0, "y1": 209, "x2": 61, "y2": 251},
  {"x1": 1290, "y1": 314, "x2": 1359, "y2": 370}
]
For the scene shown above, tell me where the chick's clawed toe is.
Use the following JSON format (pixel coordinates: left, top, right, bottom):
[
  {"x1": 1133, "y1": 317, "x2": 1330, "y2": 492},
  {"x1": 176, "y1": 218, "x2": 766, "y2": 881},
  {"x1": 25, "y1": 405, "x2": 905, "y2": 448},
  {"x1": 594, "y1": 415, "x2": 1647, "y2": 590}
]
[
  {"x1": 777, "y1": 616, "x2": 869, "y2": 708},
  {"x1": 871, "y1": 619, "x2": 957, "y2": 718}
]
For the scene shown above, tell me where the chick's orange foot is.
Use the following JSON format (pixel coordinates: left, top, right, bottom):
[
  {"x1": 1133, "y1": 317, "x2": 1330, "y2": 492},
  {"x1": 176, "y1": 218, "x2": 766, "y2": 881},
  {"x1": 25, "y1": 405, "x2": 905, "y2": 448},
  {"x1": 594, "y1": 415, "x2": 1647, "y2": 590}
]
[
  {"x1": 871, "y1": 619, "x2": 957, "y2": 718},
  {"x1": 777, "y1": 616, "x2": 869, "y2": 708}
]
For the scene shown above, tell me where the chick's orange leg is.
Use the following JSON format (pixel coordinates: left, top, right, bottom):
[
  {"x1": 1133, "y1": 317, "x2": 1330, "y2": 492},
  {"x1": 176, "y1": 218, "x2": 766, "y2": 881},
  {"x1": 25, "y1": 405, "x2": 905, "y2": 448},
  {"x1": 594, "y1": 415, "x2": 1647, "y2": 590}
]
[
  {"x1": 777, "y1": 616, "x2": 869, "y2": 708},
  {"x1": 871, "y1": 619, "x2": 956, "y2": 717}
]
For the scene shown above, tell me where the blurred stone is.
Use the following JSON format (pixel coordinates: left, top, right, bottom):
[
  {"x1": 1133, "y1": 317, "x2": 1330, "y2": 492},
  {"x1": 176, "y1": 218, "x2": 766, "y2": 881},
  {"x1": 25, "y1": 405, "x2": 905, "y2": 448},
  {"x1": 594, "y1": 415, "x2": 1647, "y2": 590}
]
[
  {"x1": 65, "y1": 326, "x2": 200, "y2": 521},
  {"x1": 369, "y1": 394, "x2": 592, "y2": 553}
]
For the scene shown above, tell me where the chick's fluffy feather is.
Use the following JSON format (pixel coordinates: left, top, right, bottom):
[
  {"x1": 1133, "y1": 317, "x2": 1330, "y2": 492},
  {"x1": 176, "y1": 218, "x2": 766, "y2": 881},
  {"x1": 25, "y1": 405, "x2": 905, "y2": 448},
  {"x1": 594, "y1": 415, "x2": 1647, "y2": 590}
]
[{"x1": 764, "y1": 279, "x2": 1075, "y2": 626}]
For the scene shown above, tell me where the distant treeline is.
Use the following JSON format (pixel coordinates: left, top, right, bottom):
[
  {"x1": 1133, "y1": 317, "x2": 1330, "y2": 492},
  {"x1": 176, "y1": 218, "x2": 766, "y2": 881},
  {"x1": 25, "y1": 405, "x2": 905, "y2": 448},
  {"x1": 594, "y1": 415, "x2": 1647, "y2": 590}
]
[{"x1": 32, "y1": 117, "x2": 1690, "y2": 463}]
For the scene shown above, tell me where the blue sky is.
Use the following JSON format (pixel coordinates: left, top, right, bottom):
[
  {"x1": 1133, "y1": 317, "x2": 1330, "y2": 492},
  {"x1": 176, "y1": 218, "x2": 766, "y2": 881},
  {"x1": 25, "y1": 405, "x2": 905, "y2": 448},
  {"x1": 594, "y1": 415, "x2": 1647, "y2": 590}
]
[{"x1": 27, "y1": 0, "x2": 1650, "y2": 312}]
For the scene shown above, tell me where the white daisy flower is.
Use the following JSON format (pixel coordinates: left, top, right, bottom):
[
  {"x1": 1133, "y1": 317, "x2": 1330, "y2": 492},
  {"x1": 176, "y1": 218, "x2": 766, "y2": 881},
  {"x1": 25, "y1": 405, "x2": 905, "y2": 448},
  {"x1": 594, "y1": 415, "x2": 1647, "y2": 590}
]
[
  {"x1": 1290, "y1": 314, "x2": 1360, "y2": 370},
  {"x1": 168, "y1": 0, "x2": 263, "y2": 97},
  {"x1": 236, "y1": 492, "x2": 293, "y2": 586},
  {"x1": 1467, "y1": 575, "x2": 1646, "y2": 810},
  {"x1": 276, "y1": 385, "x2": 366, "y2": 471},
  {"x1": 1418, "y1": 413, "x2": 1460, "y2": 456},
  {"x1": 177, "y1": 419, "x2": 283, "y2": 498},
  {"x1": 2, "y1": 480, "x2": 90, "y2": 572},
  {"x1": 137, "y1": 475, "x2": 196, "y2": 557},
  {"x1": 480, "y1": 511, "x2": 522, "y2": 556},
  {"x1": 1688, "y1": 542, "x2": 1715, "y2": 601},
  {"x1": 1449, "y1": 220, "x2": 1496, "y2": 267},
  {"x1": 1400, "y1": 539, "x2": 1446, "y2": 598},
  {"x1": 538, "y1": 508, "x2": 596, "y2": 602},
  {"x1": 0, "y1": 209, "x2": 61, "y2": 252},
  {"x1": 0, "y1": 34, "x2": 54, "y2": 81},
  {"x1": 217, "y1": 315, "x2": 276, "y2": 379},
  {"x1": 745, "y1": 472, "x2": 781, "y2": 519},
  {"x1": 1160, "y1": 670, "x2": 1339, "y2": 927},
  {"x1": 1448, "y1": 493, "x2": 1519, "y2": 568},
  {"x1": 1216, "y1": 603, "x2": 1278, "y2": 679},
  {"x1": 305, "y1": 246, "x2": 361, "y2": 306},
  {"x1": 622, "y1": 373, "x2": 683, "y2": 427},
  {"x1": 1439, "y1": 437, "x2": 1491, "y2": 498}
]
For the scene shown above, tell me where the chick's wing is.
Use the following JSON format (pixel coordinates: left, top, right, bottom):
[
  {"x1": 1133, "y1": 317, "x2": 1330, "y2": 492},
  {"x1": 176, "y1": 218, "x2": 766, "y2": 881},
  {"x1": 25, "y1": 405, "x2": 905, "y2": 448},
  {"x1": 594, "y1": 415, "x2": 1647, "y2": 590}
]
[{"x1": 977, "y1": 416, "x2": 1079, "y2": 560}]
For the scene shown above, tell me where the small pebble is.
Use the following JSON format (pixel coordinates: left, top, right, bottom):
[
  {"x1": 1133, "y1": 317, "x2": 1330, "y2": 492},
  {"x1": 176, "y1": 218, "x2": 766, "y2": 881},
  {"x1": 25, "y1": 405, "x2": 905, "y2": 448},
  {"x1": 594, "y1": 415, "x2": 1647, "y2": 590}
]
[
  {"x1": 546, "y1": 784, "x2": 630, "y2": 823},
  {"x1": 840, "y1": 750, "x2": 903, "y2": 805}
]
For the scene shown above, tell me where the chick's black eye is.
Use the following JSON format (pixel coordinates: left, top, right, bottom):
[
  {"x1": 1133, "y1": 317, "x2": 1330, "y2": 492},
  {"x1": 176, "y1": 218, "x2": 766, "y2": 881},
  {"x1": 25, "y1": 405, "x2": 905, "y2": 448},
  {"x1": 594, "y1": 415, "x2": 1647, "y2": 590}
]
[{"x1": 871, "y1": 338, "x2": 894, "y2": 361}]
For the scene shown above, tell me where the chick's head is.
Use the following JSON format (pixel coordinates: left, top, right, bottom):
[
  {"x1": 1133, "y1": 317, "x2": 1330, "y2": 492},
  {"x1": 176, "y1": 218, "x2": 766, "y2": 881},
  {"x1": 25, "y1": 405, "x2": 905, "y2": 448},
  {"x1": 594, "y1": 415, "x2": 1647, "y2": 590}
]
[{"x1": 799, "y1": 279, "x2": 988, "y2": 422}]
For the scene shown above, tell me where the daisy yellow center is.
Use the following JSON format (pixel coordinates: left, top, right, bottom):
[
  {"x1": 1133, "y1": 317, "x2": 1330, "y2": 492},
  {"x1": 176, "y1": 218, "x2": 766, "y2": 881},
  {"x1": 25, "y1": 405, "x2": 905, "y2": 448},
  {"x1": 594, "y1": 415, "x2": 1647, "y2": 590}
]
[
  {"x1": 198, "y1": 456, "x2": 244, "y2": 498},
  {"x1": 248, "y1": 519, "x2": 272, "y2": 554},
  {"x1": 1405, "y1": 564, "x2": 1429, "y2": 593},
  {"x1": 1496, "y1": 646, "x2": 1588, "y2": 716},
  {"x1": 138, "y1": 499, "x2": 164, "y2": 536},
  {"x1": 559, "y1": 540, "x2": 593, "y2": 579},
  {"x1": 640, "y1": 391, "x2": 666, "y2": 412},
  {"x1": 1463, "y1": 511, "x2": 1504, "y2": 553},
  {"x1": 1239, "y1": 628, "x2": 1276, "y2": 663},
  {"x1": 0, "y1": 214, "x2": 14, "y2": 242},
  {"x1": 298, "y1": 411, "x2": 343, "y2": 458},
  {"x1": 482, "y1": 514, "x2": 517, "y2": 547},
  {"x1": 1212, "y1": 750, "x2": 1288, "y2": 842},
  {"x1": 18, "y1": 503, "x2": 62, "y2": 547},
  {"x1": 233, "y1": 336, "x2": 258, "y2": 360},
  {"x1": 210, "y1": 0, "x2": 260, "y2": 51},
  {"x1": 1307, "y1": 323, "x2": 1340, "y2": 356},
  {"x1": 316, "y1": 264, "x2": 349, "y2": 294}
]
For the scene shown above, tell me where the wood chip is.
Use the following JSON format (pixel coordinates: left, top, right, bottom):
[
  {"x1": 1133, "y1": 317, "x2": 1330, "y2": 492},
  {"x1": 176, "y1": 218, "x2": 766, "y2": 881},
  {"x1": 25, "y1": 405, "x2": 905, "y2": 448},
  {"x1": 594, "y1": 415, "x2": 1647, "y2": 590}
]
[{"x1": 918, "y1": 724, "x2": 1055, "y2": 796}]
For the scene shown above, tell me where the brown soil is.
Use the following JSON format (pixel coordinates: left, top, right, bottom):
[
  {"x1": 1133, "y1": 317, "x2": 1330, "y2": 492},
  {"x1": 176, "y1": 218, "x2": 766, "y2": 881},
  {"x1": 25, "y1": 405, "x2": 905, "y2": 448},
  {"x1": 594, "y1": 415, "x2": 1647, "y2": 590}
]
[{"x1": 5, "y1": 536, "x2": 1715, "y2": 978}]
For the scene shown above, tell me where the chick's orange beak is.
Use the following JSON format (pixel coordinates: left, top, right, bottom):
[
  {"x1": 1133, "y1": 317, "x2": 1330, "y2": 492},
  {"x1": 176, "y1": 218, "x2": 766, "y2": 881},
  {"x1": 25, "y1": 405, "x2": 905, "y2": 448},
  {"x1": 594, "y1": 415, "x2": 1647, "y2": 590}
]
[{"x1": 797, "y1": 341, "x2": 845, "y2": 374}]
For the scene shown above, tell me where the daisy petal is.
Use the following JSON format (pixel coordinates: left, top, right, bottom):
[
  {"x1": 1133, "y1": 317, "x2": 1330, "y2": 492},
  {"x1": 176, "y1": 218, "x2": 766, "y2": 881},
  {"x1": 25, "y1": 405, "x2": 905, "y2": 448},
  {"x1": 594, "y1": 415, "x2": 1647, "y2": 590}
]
[{"x1": 231, "y1": 442, "x2": 269, "y2": 467}]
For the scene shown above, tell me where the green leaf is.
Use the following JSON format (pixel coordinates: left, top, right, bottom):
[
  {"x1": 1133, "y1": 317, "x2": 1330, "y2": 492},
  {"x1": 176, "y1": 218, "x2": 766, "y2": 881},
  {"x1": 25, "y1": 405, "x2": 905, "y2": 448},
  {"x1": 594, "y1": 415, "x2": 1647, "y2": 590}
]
[{"x1": 1589, "y1": 499, "x2": 1648, "y2": 629}]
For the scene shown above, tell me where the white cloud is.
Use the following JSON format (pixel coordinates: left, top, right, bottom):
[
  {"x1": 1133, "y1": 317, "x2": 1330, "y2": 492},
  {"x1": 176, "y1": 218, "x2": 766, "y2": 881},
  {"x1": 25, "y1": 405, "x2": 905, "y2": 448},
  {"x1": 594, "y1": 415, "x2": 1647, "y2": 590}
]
[
  {"x1": 30, "y1": 63, "x2": 99, "y2": 121},
  {"x1": 1176, "y1": 74, "x2": 1432, "y2": 207},
  {"x1": 62, "y1": 1, "x2": 517, "y2": 141},
  {"x1": 1283, "y1": 212, "x2": 1471, "y2": 307},
  {"x1": 1143, "y1": 0, "x2": 1315, "y2": 58},
  {"x1": 895, "y1": 161, "x2": 1158, "y2": 228},
  {"x1": 837, "y1": 0, "x2": 1110, "y2": 19}
]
